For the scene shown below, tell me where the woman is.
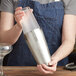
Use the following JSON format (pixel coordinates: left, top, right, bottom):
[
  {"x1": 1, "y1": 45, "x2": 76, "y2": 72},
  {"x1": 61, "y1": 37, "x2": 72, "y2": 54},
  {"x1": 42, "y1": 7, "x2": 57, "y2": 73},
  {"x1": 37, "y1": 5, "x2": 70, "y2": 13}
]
[{"x1": 0, "y1": 0, "x2": 76, "y2": 74}]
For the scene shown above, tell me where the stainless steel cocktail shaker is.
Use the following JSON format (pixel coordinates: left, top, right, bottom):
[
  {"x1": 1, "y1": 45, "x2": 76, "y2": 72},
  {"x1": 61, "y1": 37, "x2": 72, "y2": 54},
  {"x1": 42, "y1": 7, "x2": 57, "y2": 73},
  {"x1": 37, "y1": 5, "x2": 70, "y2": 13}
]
[{"x1": 20, "y1": 7, "x2": 51, "y2": 65}]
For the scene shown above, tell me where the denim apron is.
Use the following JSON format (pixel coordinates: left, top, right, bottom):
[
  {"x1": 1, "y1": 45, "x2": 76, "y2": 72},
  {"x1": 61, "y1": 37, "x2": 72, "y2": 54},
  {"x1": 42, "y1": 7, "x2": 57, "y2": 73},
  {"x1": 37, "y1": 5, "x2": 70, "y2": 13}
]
[{"x1": 4, "y1": 0, "x2": 68, "y2": 66}]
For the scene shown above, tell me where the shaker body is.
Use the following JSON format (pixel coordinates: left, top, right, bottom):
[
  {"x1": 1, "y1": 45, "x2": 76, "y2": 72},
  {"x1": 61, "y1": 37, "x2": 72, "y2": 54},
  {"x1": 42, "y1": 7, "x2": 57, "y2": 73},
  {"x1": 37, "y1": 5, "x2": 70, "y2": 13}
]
[{"x1": 24, "y1": 28, "x2": 51, "y2": 65}]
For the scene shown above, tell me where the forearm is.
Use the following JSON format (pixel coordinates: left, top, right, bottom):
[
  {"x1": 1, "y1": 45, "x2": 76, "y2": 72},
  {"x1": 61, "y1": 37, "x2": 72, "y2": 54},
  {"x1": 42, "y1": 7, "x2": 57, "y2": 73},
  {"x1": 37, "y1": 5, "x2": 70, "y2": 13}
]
[
  {"x1": 51, "y1": 15, "x2": 76, "y2": 63},
  {"x1": 51, "y1": 39, "x2": 75, "y2": 62},
  {"x1": 0, "y1": 24, "x2": 22, "y2": 45}
]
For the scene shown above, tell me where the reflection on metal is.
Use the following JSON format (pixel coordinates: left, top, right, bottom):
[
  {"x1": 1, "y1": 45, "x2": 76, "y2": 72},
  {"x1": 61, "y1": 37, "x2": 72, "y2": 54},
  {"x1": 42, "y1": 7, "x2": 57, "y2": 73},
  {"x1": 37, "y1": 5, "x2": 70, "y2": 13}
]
[{"x1": 24, "y1": 28, "x2": 51, "y2": 65}]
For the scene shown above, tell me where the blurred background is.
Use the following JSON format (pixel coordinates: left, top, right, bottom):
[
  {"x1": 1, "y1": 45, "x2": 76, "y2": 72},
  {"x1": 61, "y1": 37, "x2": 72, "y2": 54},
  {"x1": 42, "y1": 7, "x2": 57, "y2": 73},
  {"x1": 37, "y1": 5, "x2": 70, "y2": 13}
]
[{"x1": 69, "y1": 39, "x2": 76, "y2": 63}]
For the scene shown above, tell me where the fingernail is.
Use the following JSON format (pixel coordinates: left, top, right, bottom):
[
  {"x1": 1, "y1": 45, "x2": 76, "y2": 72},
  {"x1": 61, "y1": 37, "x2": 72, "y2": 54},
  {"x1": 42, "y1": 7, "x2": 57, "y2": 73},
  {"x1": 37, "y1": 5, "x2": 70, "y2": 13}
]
[{"x1": 48, "y1": 63, "x2": 52, "y2": 65}]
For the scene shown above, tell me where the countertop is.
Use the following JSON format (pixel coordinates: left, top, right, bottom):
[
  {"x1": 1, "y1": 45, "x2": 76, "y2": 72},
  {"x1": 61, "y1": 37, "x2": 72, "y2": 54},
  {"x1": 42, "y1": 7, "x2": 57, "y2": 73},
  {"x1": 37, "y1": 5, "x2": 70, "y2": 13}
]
[{"x1": 3, "y1": 66, "x2": 76, "y2": 76}]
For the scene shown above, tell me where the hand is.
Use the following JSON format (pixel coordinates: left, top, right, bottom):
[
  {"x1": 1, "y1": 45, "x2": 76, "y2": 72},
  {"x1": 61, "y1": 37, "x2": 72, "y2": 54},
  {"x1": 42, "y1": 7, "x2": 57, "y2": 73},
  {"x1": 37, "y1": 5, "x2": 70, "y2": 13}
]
[
  {"x1": 14, "y1": 7, "x2": 33, "y2": 26},
  {"x1": 37, "y1": 59, "x2": 58, "y2": 74},
  {"x1": 15, "y1": 7, "x2": 24, "y2": 26}
]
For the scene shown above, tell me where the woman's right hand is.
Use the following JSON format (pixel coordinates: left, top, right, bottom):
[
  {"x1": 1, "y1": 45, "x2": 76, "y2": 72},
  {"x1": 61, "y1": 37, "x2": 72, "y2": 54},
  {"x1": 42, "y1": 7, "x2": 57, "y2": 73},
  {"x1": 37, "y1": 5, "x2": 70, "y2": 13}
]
[
  {"x1": 15, "y1": 7, "x2": 33, "y2": 27},
  {"x1": 15, "y1": 7, "x2": 25, "y2": 26}
]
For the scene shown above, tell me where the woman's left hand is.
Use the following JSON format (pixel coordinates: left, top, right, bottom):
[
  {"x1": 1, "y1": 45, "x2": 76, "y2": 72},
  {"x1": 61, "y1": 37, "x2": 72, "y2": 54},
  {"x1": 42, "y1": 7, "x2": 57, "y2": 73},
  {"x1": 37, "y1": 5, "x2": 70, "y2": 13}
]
[{"x1": 37, "y1": 59, "x2": 58, "y2": 74}]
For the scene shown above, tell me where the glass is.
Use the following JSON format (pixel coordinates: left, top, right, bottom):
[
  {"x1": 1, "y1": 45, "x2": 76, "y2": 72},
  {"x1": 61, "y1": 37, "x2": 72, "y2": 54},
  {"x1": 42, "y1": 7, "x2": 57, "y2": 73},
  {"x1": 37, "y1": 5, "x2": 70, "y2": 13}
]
[
  {"x1": 0, "y1": 43, "x2": 12, "y2": 76},
  {"x1": 21, "y1": 7, "x2": 40, "y2": 34}
]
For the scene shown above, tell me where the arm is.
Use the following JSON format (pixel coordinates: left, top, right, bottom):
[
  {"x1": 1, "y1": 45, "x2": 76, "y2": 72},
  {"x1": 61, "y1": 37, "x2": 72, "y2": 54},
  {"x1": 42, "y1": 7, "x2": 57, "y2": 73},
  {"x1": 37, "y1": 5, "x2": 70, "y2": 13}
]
[
  {"x1": 37, "y1": 15, "x2": 76, "y2": 74},
  {"x1": 52, "y1": 15, "x2": 76, "y2": 62},
  {"x1": 0, "y1": 10, "x2": 23, "y2": 45}
]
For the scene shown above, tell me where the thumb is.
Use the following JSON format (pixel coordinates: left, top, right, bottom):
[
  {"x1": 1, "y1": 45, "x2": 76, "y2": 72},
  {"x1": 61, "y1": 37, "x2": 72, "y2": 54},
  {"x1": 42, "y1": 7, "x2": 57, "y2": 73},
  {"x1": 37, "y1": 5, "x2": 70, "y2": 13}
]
[
  {"x1": 48, "y1": 60, "x2": 57, "y2": 66},
  {"x1": 48, "y1": 61, "x2": 54, "y2": 66}
]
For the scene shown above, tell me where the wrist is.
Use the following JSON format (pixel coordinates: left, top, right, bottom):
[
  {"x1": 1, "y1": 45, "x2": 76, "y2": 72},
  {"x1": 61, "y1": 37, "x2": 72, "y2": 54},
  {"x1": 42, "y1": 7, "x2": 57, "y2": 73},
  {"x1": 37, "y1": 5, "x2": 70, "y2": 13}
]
[
  {"x1": 48, "y1": 56, "x2": 58, "y2": 66},
  {"x1": 51, "y1": 55, "x2": 59, "y2": 63}
]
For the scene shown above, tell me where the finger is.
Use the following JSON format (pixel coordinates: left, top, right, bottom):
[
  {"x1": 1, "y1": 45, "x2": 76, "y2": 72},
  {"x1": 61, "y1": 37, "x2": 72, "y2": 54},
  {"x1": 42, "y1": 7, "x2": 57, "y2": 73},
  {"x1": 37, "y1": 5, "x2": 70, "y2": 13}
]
[
  {"x1": 15, "y1": 7, "x2": 22, "y2": 11},
  {"x1": 48, "y1": 61, "x2": 56, "y2": 65},
  {"x1": 15, "y1": 10, "x2": 24, "y2": 15},
  {"x1": 37, "y1": 65, "x2": 53, "y2": 74},
  {"x1": 15, "y1": 13, "x2": 24, "y2": 18},
  {"x1": 15, "y1": 13, "x2": 24, "y2": 19},
  {"x1": 30, "y1": 9, "x2": 33, "y2": 13},
  {"x1": 26, "y1": 7, "x2": 33, "y2": 13},
  {"x1": 42, "y1": 64, "x2": 56, "y2": 72},
  {"x1": 15, "y1": 15, "x2": 23, "y2": 22},
  {"x1": 15, "y1": 17, "x2": 22, "y2": 25},
  {"x1": 48, "y1": 60, "x2": 57, "y2": 68},
  {"x1": 15, "y1": 17, "x2": 22, "y2": 22},
  {"x1": 15, "y1": 14, "x2": 24, "y2": 20}
]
